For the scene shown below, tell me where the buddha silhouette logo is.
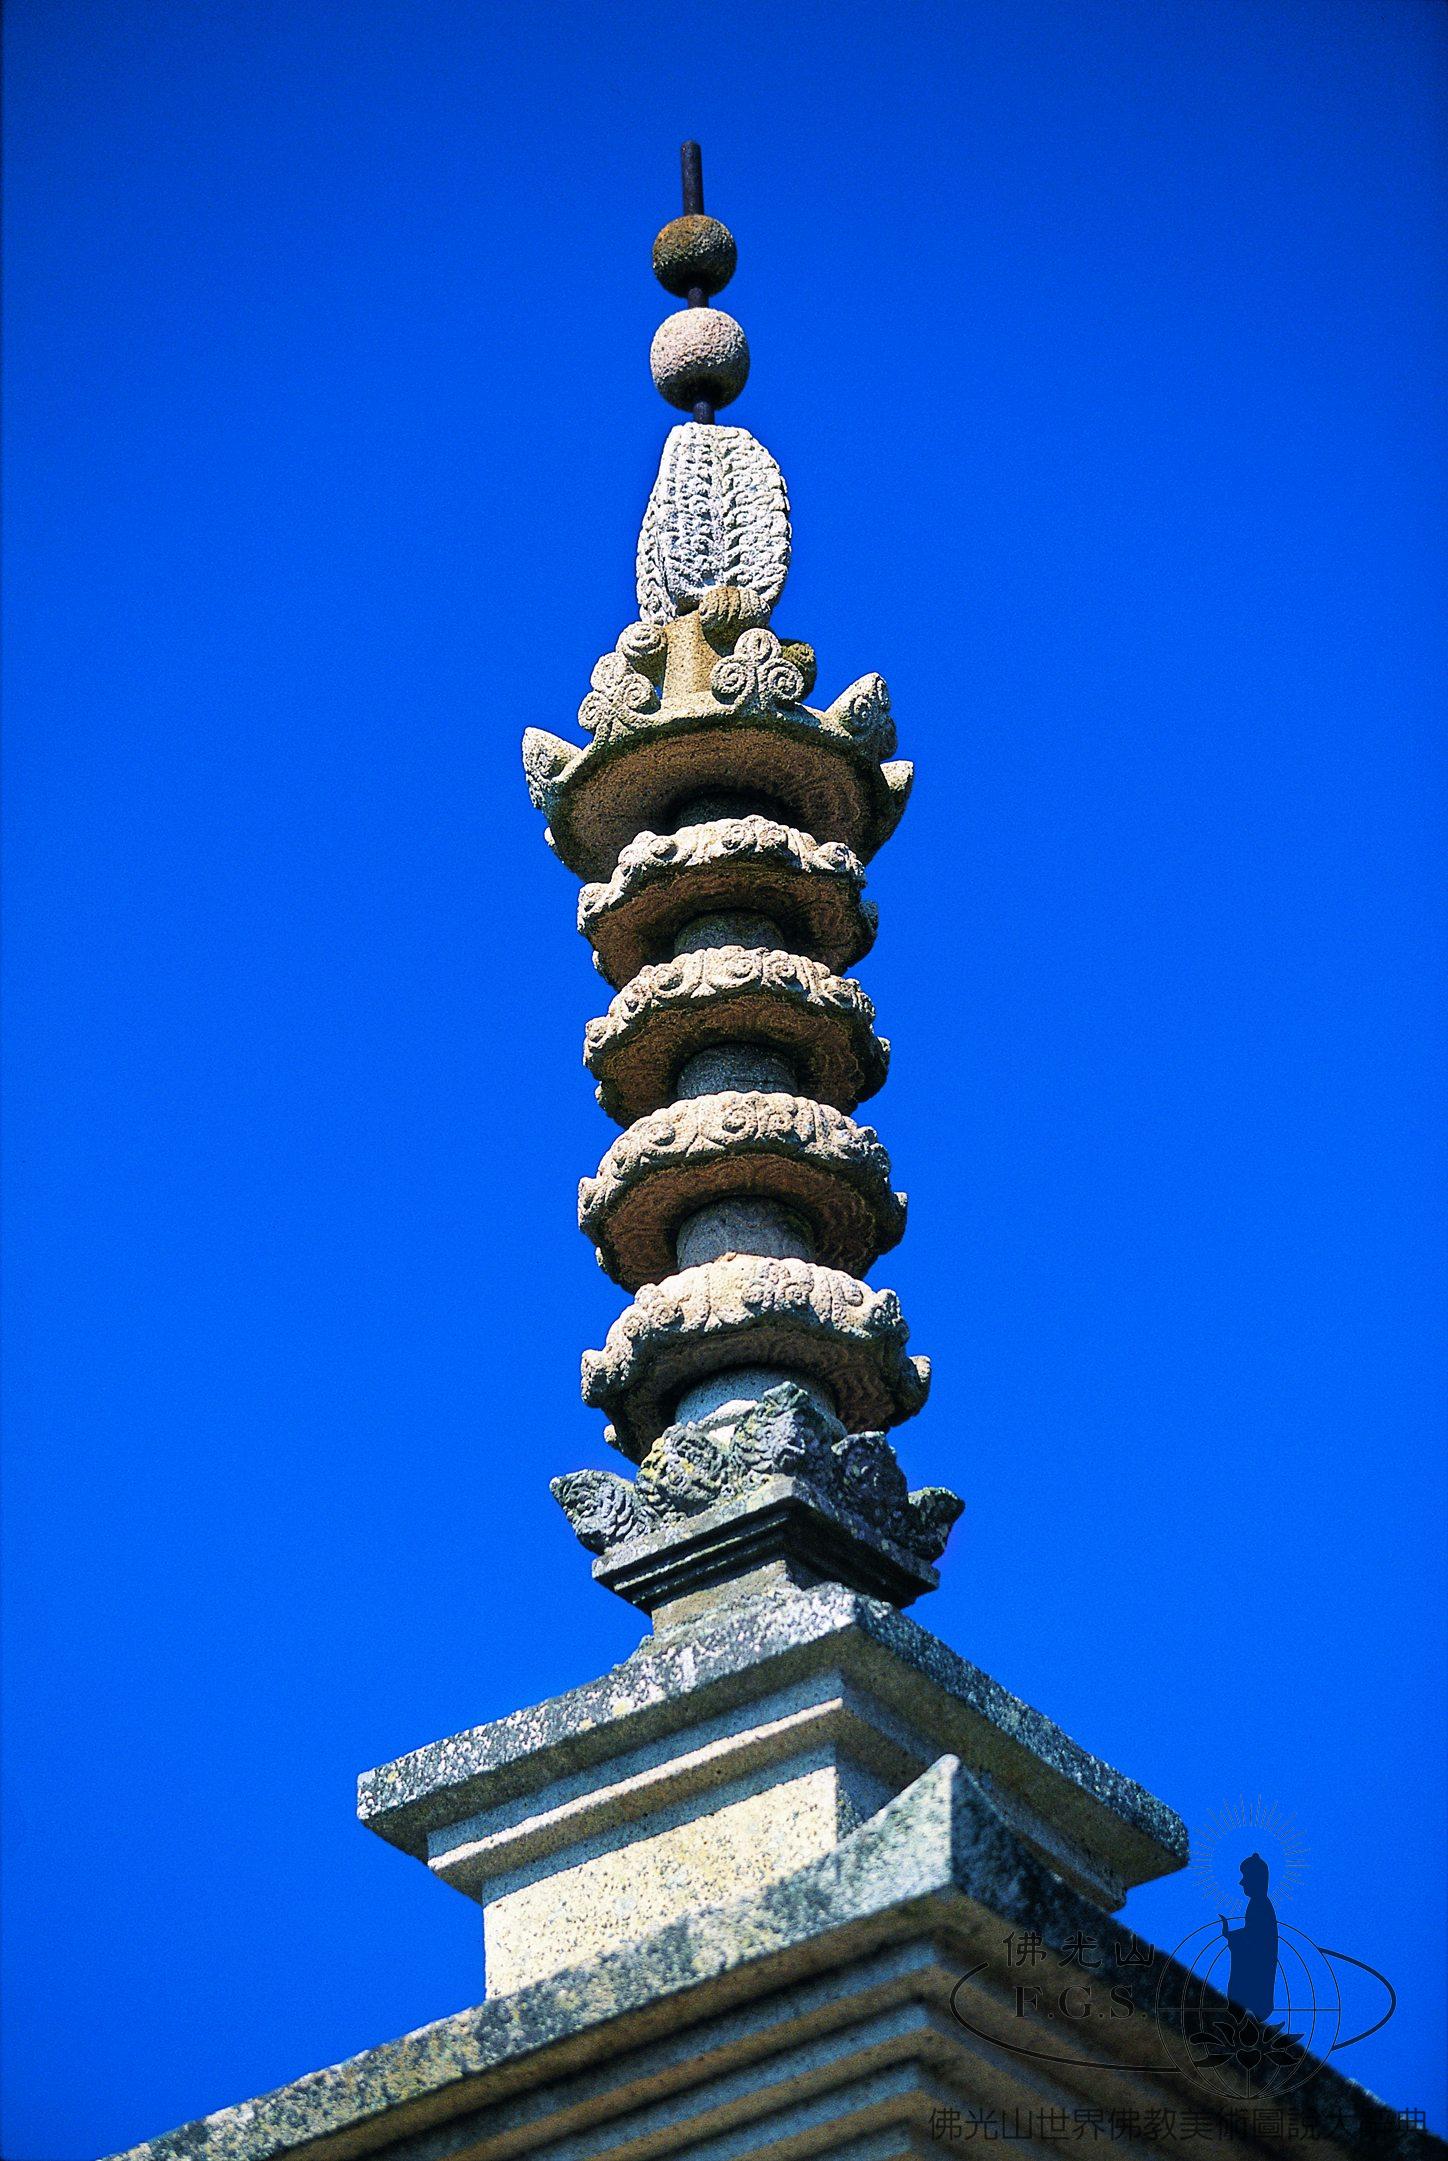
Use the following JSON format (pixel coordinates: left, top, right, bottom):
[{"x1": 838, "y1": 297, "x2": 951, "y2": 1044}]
[
  {"x1": 1156, "y1": 1800, "x2": 1397, "y2": 2100},
  {"x1": 947, "y1": 1799, "x2": 1397, "y2": 2103}
]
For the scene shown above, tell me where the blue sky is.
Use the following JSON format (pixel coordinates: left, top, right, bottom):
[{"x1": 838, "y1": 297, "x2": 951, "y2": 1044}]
[{"x1": 4, "y1": 1, "x2": 1445, "y2": 2152}]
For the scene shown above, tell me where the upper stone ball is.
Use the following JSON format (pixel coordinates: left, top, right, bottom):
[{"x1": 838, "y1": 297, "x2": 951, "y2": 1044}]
[
  {"x1": 650, "y1": 309, "x2": 750, "y2": 412},
  {"x1": 652, "y1": 214, "x2": 737, "y2": 299}
]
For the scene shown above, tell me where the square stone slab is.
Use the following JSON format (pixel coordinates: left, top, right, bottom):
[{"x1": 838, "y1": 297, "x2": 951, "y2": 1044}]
[{"x1": 358, "y1": 1584, "x2": 1187, "y2": 1995}]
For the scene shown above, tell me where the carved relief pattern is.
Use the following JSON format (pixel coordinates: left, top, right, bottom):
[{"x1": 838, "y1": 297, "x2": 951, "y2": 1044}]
[
  {"x1": 520, "y1": 726, "x2": 574, "y2": 820},
  {"x1": 635, "y1": 424, "x2": 791, "y2": 623},
  {"x1": 824, "y1": 673, "x2": 898, "y2": 760},
  {"x1": 581, "y1": 1090, "x2": 896, "y2": 1215},
  {"x1": 577, "y1": 623, "x2": 668, "y2": 738},
  {"x1": 585, "y1": 946, "x2": 880, "y2": 1053},
  {"x1": 581, "y1": 816, "x2": 865, "y2": 921},
  {"x1": 709, "y1": 627, "x2": 805, "y2": 713},
  {"x1": 578, "y1": 815, "x2": 876, "y2": 984},
  {"x1": 578, "y1": 1089, "x2": 906, "y2": 1285},
  {"x1": 579, "y1": 1253, "x2": 931, "y2": 1459},
  {"x1": 552, "y1": 1382, "x2": 963, "y2": 1565},
  {"x1": 583, "y1": 946, "x2": 890, "y2": 1124},
  {"x1": 520, "y1": 424, "x2": 959, "y2": 1602},
  {"x1": 523, "y1": 655, "x2": 914, "y2": 879}
]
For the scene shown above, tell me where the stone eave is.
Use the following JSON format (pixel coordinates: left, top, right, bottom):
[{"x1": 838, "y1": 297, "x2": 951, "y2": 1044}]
[
  {"x1": 356, "y1": 1585, "x2": 1186, "y2": 1891},
  {"x1": 109, "y1": 1759, "x2": 1436, "y2": 2161}
]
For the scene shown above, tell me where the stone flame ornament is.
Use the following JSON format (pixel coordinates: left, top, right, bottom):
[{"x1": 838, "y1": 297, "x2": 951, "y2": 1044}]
[
  {"x1": 636, "y1": 424, "x2": 790, "y2": 621},
  {"x1": 522, "y1": 144, "x2": 960, "y2": 1621}
]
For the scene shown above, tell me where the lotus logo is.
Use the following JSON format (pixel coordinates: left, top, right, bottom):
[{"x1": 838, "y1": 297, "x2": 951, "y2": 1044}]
[{"x1": 948, "y1": 1808, "x2": 1396, "y2": 2104}]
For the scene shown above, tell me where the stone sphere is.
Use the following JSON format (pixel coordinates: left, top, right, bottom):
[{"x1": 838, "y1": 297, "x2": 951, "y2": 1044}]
[
  {"x1": 650, "y1": 308, "x2": 750, "y2": 411},
  {"x1": 652, "y1": 214, "x2": 738, "y2": 298}
]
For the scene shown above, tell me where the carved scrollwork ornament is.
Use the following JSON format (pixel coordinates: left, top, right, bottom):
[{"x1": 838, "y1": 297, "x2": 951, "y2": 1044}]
[
  {"x1": 551, "y1": 1383, "x2": 963, "y2": 1569},
  {"x1": 710, "y1": 627, "x2": 806, "y2": 714},
  {"x1": 578, "y1": 624, "x2": 668, "y2": 736},
  {"x1": 521, "y1": 269, "x2": 951, "y2": 1610}
]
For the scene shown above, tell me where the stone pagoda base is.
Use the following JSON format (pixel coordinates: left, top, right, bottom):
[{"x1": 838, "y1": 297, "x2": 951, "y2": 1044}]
[{"x1": 110, "y1": 1589, "x2": 1439, "y2": 2161}]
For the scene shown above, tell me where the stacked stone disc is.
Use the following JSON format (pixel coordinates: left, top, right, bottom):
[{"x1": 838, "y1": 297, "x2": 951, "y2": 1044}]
[{"x1": 522, "y1": 191, "x2": 960, "y2": 1619}]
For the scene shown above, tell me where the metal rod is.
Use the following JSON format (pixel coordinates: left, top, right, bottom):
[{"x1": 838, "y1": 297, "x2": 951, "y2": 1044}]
[
  {"x1": 682, "y1": 144, "x2": 713, "y2": 421},
  {"x1": 683, "y1": 141, "x2": 707, "y2": 307},
  {"x1": 681, "y1": 141, "x2": 704, "y2": 217}
]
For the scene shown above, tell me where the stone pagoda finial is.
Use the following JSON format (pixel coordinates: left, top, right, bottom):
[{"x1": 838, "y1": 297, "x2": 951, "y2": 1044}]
[{"x1": 522, "y1": 148, "x2": 961, "y2": 1626}]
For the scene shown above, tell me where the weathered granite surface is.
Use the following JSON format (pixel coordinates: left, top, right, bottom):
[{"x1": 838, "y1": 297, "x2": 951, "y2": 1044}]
[
  {"x1": 578, "y1": 815, "x2": 876, "y2": 988},
  {"x1": 636, "y1": 424, "x2": 786, "y2": 618},
  {"x1": 525, "y1": 416, "x2": 928, "y2": 1591},
  {"x1": 522, "y1": 602, "x2": 912, "y2": 880},
  {"x1": 587, "y1": 1476, "x2": 952, "y2": 1622},
  {"x1": 358, "y1": 1584, "x2": 1186, "y2": 1907},
  {"x1": 583, "y1": 943, "x2": 890, "y2": 1125},
  {"x1": 650, "y1": 306, "x2": 750, "y2": 410},
  {"x1": 579, "y1": 1089, "x2": 905, "y2": 1289},
  {"x1": 556, "y1": 1383, "x2": 954, "y2": 1544},
  {"x1": 551, "y1": 1383, "x2": 960, "y2": 1620},
  {"x1": 650, "y1": 214, "x2": 737, "y2": 303},
  {"x1": 579, "y1": 1254, "x2": 930, "y2": 1459},
  {"x1": 480, "y1": 1752, "x2": 879, "y2": 1997},
  {"x1": 110, "y1": 1757, "x2": 1442, "y2": 2161}
]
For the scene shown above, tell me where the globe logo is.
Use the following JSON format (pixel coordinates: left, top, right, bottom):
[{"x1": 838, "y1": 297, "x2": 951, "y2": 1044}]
[
  {"x1": 1157, "y1": 1918, "x2": 1344, "y2": 2098},
  {"x1": 945, "y1": 1806, "x2": 1397, "y2": 2107}
]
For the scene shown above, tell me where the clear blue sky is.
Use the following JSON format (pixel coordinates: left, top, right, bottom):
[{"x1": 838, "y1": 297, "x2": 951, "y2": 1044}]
[{"x1": 4, "y1": 1, "x2": 1445, "y2": 2152}]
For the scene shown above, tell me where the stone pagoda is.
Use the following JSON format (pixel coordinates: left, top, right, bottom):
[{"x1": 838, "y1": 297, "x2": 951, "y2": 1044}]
[{"x1": 112, "y1": 150, "x2": 1437, "y2": 2161}]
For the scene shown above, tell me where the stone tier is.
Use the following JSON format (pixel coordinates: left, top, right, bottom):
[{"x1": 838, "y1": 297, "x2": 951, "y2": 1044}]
[
  {"x1": 578, "y1": 814, "x2": 876, "y2": 988},
  {"x1": 357, "y1": 1586, "x2": 1191, "y2": 1955},
  {"x1": 579, "y1": 1088, "x2": 905, "y2": 1291},
  {"x1": 522, "y1": 606, "x2": 910, "y2": 881},
  {"x1": 528, "y1": 711, "x2": 913, "y2": 883},
  {"x1": 580, "y1": 1253, "x2": 930, "y2": 1461},
  {"x1": 552, "y1": 1383, "x2": 960, "y2": 1624},
  {"x1": 592, "y1": 1478, "x2": 944, "y2": 1619},
  {"x1": 584, "y1": 945, "x2": 888, "y2": 1126},
  {"x1": 525, "y1": 712, "x2": 909, "y2": 887}
]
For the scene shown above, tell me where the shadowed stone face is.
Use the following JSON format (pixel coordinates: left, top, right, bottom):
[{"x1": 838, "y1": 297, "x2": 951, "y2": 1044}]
[
  {"x1": 673, "y1": 1195, "x2": 814, "y2": 1270},
  {"x1": 668, "y1": 787, "x2": 787, "y2": 825},
  {"x1": 585, "y1": 946, "x2": 890, "y2": 1127},
  {"x1": 674, "y1": 1044, "x2": 797, "y2": 1098},
  {"x1": 480, "y1": 1754, "x2": 886, "y2": 1996},
  {"x1": 674, "y1": 1365, "x2": 827, "y2": 1424},
  {"x1": 671, "y1": 909, "x2": 783, "y2": 957},
  {"x1": 578, "y1": 1090, "x2": 905, "y2": 1292},
  {"x1": 579, "y1": 815, "x2": 875, "y2": 988}
]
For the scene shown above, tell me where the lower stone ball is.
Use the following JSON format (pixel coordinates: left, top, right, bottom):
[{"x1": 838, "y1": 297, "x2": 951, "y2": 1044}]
[{"x1": 650, "y1": 308, "x2": 750, "y2": 412}]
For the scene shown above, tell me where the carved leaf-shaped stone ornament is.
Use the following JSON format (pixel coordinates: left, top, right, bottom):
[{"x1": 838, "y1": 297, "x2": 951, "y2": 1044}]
[{"x1": 636, "y1": 424, "x2": 791, "y2": 622}]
